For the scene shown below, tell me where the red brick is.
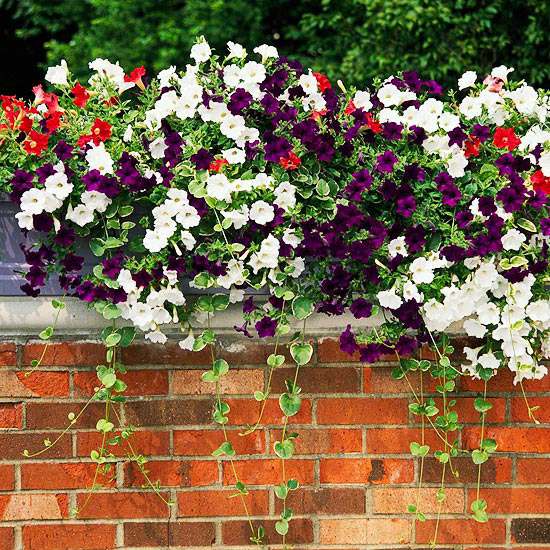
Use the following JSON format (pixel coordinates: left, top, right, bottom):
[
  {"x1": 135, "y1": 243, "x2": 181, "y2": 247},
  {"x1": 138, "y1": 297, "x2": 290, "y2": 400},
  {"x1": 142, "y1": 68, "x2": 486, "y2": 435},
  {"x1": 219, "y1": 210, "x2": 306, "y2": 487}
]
[
  {"x1": 174, "y1": 428, "x2": 264, "y2": 456},
  {"x1": 468, "y1": 488, "x2": 550, "y2": 514},
  {"x1": 25, "y1": 402, "x2": 105, "y2": 429},
  {"x1": 317, "y1": 337, "x2": 360, "y2": 362},
  {"x1": 276, "y1": 428, "x2": 363, "y2": 455},
  {"x1": 0, "y1": 432, "x2": 71, "y2": 459},
  {"x1": 23, "y1": 524, "x2": 116, "y2": 550},
  {"x1": 415, "y1": 519, "x2": 506, "y2": 544},
  {"x1": 411, "y1": 397, "x2": 506, "y2": 424},
  {"x1": 271, "y1": 366, "x2": 361, "y2": 394},
  {"x1": 0, "y1": 403, "x2": 22, "y2": 428},
  {"x1": 223, "y1": 518, "x2": 314, "y2": 545},
  {"x1": 423, "y1": 457, "x2": 512, "y2": 484},
  {"x1": 172, "y1": 368, "x2": 263, "y2": 395},
  {"x1": 122, "y1": 342, "x2": 211, "y2": 365},
  {"x1": 317, "y1": 397, "x2": 408, "y2": 424},
  {"x1": 223, "y1": 458, "x2": 314, "y2": 485},
  {"x1": 320, "y1": 458, "x2": 413, "y2": 484},
  {"x1": 124, "y1": 399, "x2": 212, "y2": 426},
  {"x1": 226, "y1": 397, "x2": 312, "y2": 426},
  {"x1": 463, "y1": 427, "x2": 550, "y2": 453},
  {"x1": 19, "y1": 371, "x2": 69, "y2": 396},
  {"x1": 0, "y1": 466, "x2": 14, "y2": 490},
  {"x1": 216, "y1": 339, "x2": 293, "y2": 365},
  {"x1": 74, "y1": 369, "x2": 168, "y2": 397},
  {"x1": 511, "y1": 396, "x2": 550, "y2": 423},
  {"x1": 77, "y1": 430, "x2": 170, "y2": 457},
  {"x1": 0, "y1": 527, "x2": 13, "y2": 550},
  {"x1": 367, "y1": 428, "x2": 442, "y2": 454},
  {"x1": 517, "y1": 458, "x2": 550, "y2": 484},
  {"x1": 124, "y1": 521, "x2": 216, "y2": 547},
  {"x1": 277, "y1": 487, "x2": 365, "y2": 515},
  {"x1": 1, "y1": 493, "x2": 67, "y2": 520},
  {"x1": 373, "y1": 487, "x2": 464, "y2": 514},
  {"x1": 0, "y1": 343, "x2": 16, "y2": 366},
  {"x1": 177, "y1": 489, "x2": 268, "y2": 517},
  {"x1": 364, "y1": 367, "x2": 438, "y2": 394},
  {"x1": 21, "y1": 462, "x2": 114, "y2": 490},
  {"x1": 319, "y1": 518, "x2": 410, "y2": 545},
  {"x1": 23, "y1": 342, "x2": 106, "y2": 367},
  {"x1": 125, "y1": 459, "x2": 218, "y2": 487},
  {"x1": 461, "y1": 369, "x2": 515, "y2": 392},
  {"x1": 77, "y1": 491, "x2": 170, "y2": 518}
]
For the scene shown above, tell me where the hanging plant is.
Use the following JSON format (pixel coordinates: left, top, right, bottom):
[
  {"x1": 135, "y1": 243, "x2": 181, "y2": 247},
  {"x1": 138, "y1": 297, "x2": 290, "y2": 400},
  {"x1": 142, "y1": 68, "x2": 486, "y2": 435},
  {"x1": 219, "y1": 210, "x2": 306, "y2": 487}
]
[{"x1": 0, "y1": 36, "x2": 549, "y2": 546}]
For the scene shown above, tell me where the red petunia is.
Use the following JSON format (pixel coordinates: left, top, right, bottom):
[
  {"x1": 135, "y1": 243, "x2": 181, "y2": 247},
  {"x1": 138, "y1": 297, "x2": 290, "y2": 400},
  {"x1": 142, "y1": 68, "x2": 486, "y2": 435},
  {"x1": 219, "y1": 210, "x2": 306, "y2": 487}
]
[
  {"x1": 45, "y1": 112, "x2": 63, "y2": 134},
  {"x1": 279, "y1": 151, "x2": 301, "y2": 170},
  {"x1": 464, "y1": 135, "x2": 481, "y2": 158},
  {"x1": 311, "y1": 108, "x2": 327, "y2": 121},
  {"x1": 71, "y1": 83, "x2": 90, "y2": 108},
  {"x1": 90, "y1": 118, "x2": 112, "y2": 144},
  {"x1": 531, "y1": 170, "x2": 550, "y2": 195},
  {"x1": 344, "y1": 100, "x2": 356, "y2": 115},
  {"x1": 313, "y1": 72, "x2": 331, "y2": 92},
  {"x1": 209, "y1": 158, "x2": 229, "y2": 173},
  {"x1": 493, "y1": 127, "x2": 521, "y2": 151},
  {"x1": 365, "y1": 112, "x2": 382, "y2": 134},
  {"x1": 124, "y1": 67, "x2": 146, "y2": 90},
  {"x1": 23, "y1": 129, "x2": 49, "y2": 156}
]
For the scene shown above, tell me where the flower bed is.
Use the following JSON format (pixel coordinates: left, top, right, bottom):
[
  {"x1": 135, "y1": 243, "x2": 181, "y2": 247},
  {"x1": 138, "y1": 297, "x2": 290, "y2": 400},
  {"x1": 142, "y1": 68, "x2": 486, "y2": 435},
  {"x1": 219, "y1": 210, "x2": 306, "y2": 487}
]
[{"x1": 0, "y1": 37, "x2": 548, "y2": 546}]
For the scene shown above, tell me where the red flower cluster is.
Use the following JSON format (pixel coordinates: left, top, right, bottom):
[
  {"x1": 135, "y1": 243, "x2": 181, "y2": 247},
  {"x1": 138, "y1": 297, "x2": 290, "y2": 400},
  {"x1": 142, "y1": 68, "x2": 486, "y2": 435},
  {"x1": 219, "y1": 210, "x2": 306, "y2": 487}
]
[
  {"x1": 279, "y1": 151, "x2": 301, "y2": 170},
  {"x1": 531, "y1": 170, "x2": 550, "y2": 195},
  {"x1": 78, "y1": 118, "x2": 112, "y2": 147},
  {"x1": 493, "y1": 127, "x2": 521, "y2": 151}
]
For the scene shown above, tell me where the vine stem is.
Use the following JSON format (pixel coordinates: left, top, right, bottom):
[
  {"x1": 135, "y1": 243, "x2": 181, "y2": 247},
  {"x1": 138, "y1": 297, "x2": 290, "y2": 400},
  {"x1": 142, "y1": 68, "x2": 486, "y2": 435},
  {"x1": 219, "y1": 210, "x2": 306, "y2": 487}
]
[
  {"x1": 476, "y1": 380, "x2": 488, "y2": 502},
  {"x1": 241, "y1": 300, "x2": 286, "y2": 436},
  {"x1": 207, "y1": 312, "x2": 256, "y2": 541},
  {"x1": 24, "y1": 295, "x2": 66, "y2": 377}
]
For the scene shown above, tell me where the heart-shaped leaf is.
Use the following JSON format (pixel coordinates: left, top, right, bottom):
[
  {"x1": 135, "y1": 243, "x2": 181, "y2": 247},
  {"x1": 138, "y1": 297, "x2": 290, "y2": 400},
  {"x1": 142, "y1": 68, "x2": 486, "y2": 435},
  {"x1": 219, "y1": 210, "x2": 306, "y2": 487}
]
[
  {"x1": 275, "y1": 519, "x2": 289, "y2": 536},
  {"x1": 274, "y1": 440, "x2": 294, "y2": 459},
  {"x1": 290, "y1": 343, "x2": 313, "y2": 366},
  {"x1": 279, "y1": 393, "x2": 302, "y2": 417}
]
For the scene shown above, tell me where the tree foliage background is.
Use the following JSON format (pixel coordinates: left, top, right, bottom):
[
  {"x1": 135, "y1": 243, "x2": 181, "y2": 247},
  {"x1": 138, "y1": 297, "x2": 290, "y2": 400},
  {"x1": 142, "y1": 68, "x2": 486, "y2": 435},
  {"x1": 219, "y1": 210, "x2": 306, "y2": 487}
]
[{"x1": 1, "y1": 0, "x2": 549, "y2": 96}]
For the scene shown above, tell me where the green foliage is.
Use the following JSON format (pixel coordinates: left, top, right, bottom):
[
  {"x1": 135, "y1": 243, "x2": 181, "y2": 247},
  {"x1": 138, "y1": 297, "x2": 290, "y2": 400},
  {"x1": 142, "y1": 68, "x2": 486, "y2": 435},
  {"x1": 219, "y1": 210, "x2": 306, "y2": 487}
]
[{"x1": 3, "y1": 0, "x2": 549, "y2": 91}]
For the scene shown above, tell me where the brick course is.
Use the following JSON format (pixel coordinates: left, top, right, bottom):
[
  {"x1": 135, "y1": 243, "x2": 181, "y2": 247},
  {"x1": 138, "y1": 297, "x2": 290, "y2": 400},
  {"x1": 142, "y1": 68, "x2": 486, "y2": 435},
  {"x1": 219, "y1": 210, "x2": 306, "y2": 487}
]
[{"x1": 0, "y1": 337, "x2": 549, "y2": 548}]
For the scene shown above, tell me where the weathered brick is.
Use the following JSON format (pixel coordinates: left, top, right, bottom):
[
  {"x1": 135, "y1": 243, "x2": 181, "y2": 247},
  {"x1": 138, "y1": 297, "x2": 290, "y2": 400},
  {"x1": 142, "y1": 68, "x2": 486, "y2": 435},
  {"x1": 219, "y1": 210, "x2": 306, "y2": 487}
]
[
  {"x1": 223, "y1": 518, "x2": 313, "y2": 545},
  {"x1": 0, "y1": 403, "x2": 23, "y2": 428},
  {"x1": 77, "y1": 491, "x2": 170, "y2": 518},
  {"x1": 77, "y1": 430, "x2": 170, "y2": 457},
  {"x1": 468, "y1": 487, "x2": 550, "y2": 514},
  {"x1": 416, "y1": 519, "x2": 506, "y2": 544},
  {"x1": 277, "y1": 487, "x2": 365, "y2": 515},
  {"x1": 320, "y1": 458, "x2": 413, "y2": 484},
  {"x1": 317, "y1": 397, "x2": 408, "y2": 424},
  {"x1": 372, "y1": 487, "x2": 464, "y2": 514},
  {"x1": 216, "y1": 339, "x2": 293, "y2": 365},
  {"x1": 173, "y1": 428, "x2": 264, "y2": 456},
  {"x1": 23, "y1": 342, "x2": 106, "y2": 367},
  {"x1": 0, "y1": 343, "x2": 16, "y2": 366},
  {"x1": 511, "y1": 518, "x2": 550, "y2": 543},
  {"x1": 319, "y1": 518, "x2": 410, "y2": 545},
  {"x1": 124, "y1": 459, "x2": 218, "y2": 487},
  {"x1": 271, "y1": 428, "x2": 362, "y2": 455},
  {"x1": 25, "y1": 402, "x2": 105, "y2": 429},
  {"x1": 23, "y1": 524, "x2": 116, "y2": 550},
  {"x1": 74, "y1": 369, "x2": 168, "y2": 397},
  {"x1": 0, "y1": 432, "x2": 71, "y2": 459},
  {"x1": 463, "y1": 426, "x2": 550, "y2": 453},
  {"x1": 124, "y1": 399, "x2": 212, "y2": 426},
  {"x1": 1, "y1": 493, "x2": 67, "y2": 520},
  {"x1": 0, "y1": 371, "x2": 69, "y2": 397},
  {"x1": 271, "y1": 366, "x2": 361, "y2": 394},
  {"x1": 21, "y1": 462, "x2": 113, "y2": 490},
  {"x1": 122, "y1": 342, "x2": 211, "y2": 365},
  {"x1": 317, "y1": 337, "x2": 360, "y2": 363},
  {"x1": 423, "y1": 457, "x2": 512, "y2": 484},
  {"x1": 124, "y1": 521, "x2": 216, "y2": 547},
  {"x1": 177, "y1": 489, "x2": 268, "y2": 517},
  {"x1": 0, "y1": 466, "x2": 14, "y2": 490},
  {"x1": 223, "y1": 458, "x2": 314, "y2": 485},
  {"x1": 172, "y1": 368, "x2": 263, "y2": 395},
  {"x1": 0, "y1": 527, "x2": 13, "y2": 550}
]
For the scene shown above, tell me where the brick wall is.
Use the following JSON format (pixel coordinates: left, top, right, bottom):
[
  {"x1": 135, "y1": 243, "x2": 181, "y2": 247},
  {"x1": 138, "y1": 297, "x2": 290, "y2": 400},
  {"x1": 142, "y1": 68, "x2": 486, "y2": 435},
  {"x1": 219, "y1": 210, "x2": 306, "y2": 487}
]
[{"x1": 0, "y1": 337, "x2": 549, "y2": 549}]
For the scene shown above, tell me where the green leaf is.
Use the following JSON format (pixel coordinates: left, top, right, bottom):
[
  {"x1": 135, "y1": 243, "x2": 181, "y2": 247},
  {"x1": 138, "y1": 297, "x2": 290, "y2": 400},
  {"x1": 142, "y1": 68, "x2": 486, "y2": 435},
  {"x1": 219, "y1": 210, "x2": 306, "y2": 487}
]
[
  {"x1": 474, "y1": 397, "x2": 493, "y2": 413},
  {"x1": 52, "y1": 299, "x2": 65, "y2": 309},
  {"x1": 100, "y1": 371, "x2": 117, "y2": 389},
  {"x1": 254, "y1": 391, "x2": 266, "y2": 401},
  {"x1": 410, "y1": 442, "x2": 430, "y2": 457},
  {"x1": 471, "y1": 499, "x2": 489, "y2": 522},
  {"x1": 275, "y1": 519, "x2": 289, "y2": 536},
  {"x1": 472, "y1": 449, "x2": 488, "y2": 465},
  {"x1": 118, "y1": 327, "x2": 136, "y2": 347},
  {"x1": 517, "y1": 218, "x2": 537, "y2": 232},
  {"x1": 292, "y1": 296, "x2": 314, "y2": 320},
  {"x1": 104, "y1": 333, "x2": 121, "y2": 347},
  {"x1": 290, "y1": 342, "x2": 313, "y2": 366},
  {"x1": 213, "y1": 359, "x2": 229, "y2": 377},
  {"x1": 211, "y1": 441, "x2": 235, "y2": 457},
  {"x1": 274, "y1": 483, "x2": 288, "y2": 499},
  {"x1": 39, "y1": 326, "x2": 54, "y2": 340},
  {"x1": 89, "y1": 238, "x2": 105, "y2": 257},
  {"x1": 482, "y1": 438, "x2": 497, "y2": 453},
  {"x1": 279, "y1": 393, "x2": 302, "y2": 417},
  {"x1": 104, "y1": 237, "x2": 124, "y2": 249},
  {"x1": 201, "y1": 371, "x2": 218, "y2": 383},
  {"x1": 102, "y1": 304, "x2": 121, "y2": 320},
  {"x1": 274, "y1": 439, "x2": 294, "y2": 459},
  {"x1": 267, "y1": 354, "x2": 285, "y2": 367},
  {"x1": 212, "y1": 294, "x2": 230, "y2": 311},
  {"x1": 287, "y1": 478, "x2": 299, "y2": 490},
  {"x1": 96, "y1": 418, "x2": 114, "y2": 433},
  {"x1": 118, "y1": 205, "x2": 134, "y2": 217}
]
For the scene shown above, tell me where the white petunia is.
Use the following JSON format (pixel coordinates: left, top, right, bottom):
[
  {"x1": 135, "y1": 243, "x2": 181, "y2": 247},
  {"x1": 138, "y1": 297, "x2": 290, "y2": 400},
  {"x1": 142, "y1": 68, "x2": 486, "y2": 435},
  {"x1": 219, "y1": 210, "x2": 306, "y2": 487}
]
[
  {"x1": 283, "y1": 228, "x2": 301, "y2": 248},
  {"x1": 45, "y1": 60, "x2": 69, "y2": 86},
  {"x1": 249, "y1": 201, "x2": 275, "y2": 225},
  {"x1": 478, "y1": 352, "x2": 500, "y2": 371},
  {"x1": 178, "y1": 334, "x2": 196, "y2": 351},
  {"x1": 206, "y1": 173, "x2": 232, "y2": 202},
  {"x1": 459, "y1": 96, "x2": 483, "y2": 119},
  {"x1": 491, "y1": 65, "x2": 514, "y2": 82},
  {"x1": 388, "y1": 237, "x2": 408, "y2": 259},
  {"x1": 409, "y1": 257, "x2": 435, "y2": 285},
  {"x1": 227, "y1": 41, "x2": 247, "y2": 59},
  {"x1": 240, "y1": 61, "x2": 266, "y2": 84},
  {"x1": 15, "y1": 210, "x2": 34, "y2": 230},
  {"x1": 81, "y1": 190, "x2": 111, "y2": 213},
  {"x1": 377, "y1": 289, "x2": 403, "y2": 310},
  {"x1": 86, "y1": 143, "x2": 113, "y2": 174},
  {"x1": 190, "y1": 40, "x2": 211, "y2": 63},
  {"x1": 180, "y1": 230, "x2": 196, "y2": 251},
  {"x1": 175, "y1": 204, "x2": 200, "y2": 229},
  {"x1": 20, "y1": 188, "x2": 46, "y2": 215},
  {"x1": 463, "y1": 319, "x2": 487, "y2": 338},
  {"x1": 458, "y1": 71, "x2": 477, "y2": 90},
  {"x1": 221, "y1": 206, "x2": 249, "y2": 230},
  {"x1": 501, "y1": 229, "x2": 526, "y2": 251},
  {"x1": 143, "y1": 229, "x2": 168, "y2": 252},
  {"x1": 353, "y1": 90, "x2": 372, "y2": 112},
  {"x1": 149, "y1": 136, "x2": 167, "y2": 159},
  {"x1": 222, "y1": 147, "x2": 246, "y2": 164},
  {"x1": 66, "y1": 204, "x2": 94, "y2": 227},
  {"x1": 253, "y1": 44, "x2": 278, "y2": 61}
]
